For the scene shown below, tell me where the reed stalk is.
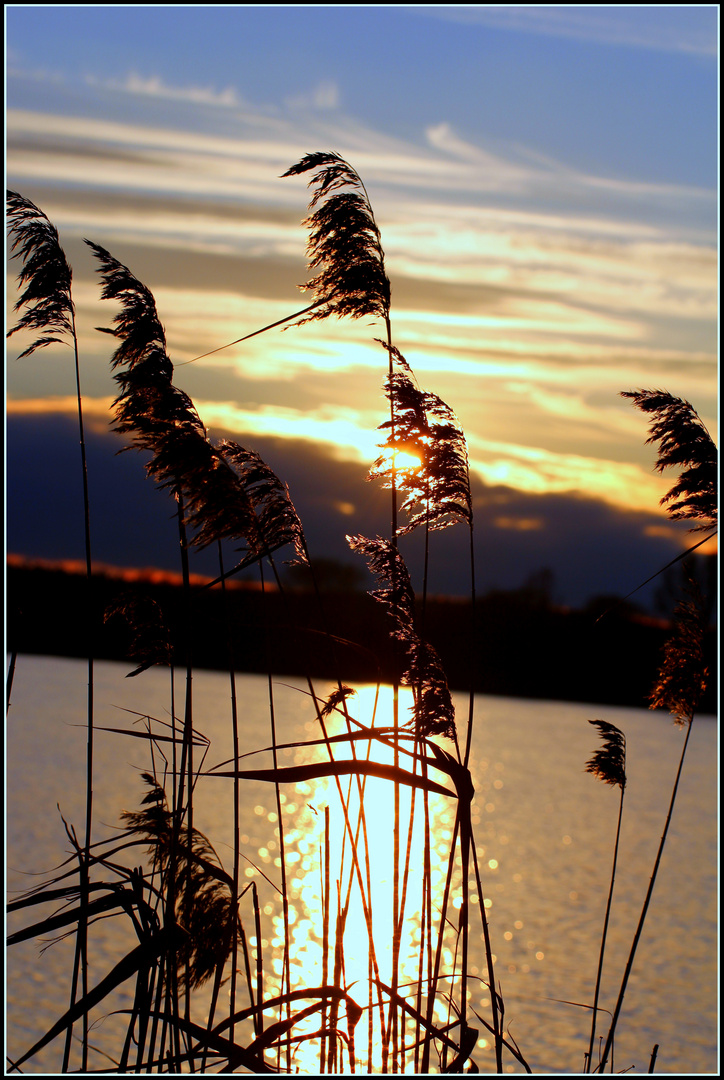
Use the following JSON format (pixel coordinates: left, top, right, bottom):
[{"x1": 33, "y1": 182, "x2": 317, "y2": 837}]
[
  {"x1": 596, "y1": 719, "x2": 693, "y2": 1074},
  {"x1": 216, "y1": 542, "x2": 242, "y2": 1044},
  {"x1": 7, "y1": 191, "x2": 97, "y2": 1071},
  {"x1": 596, "y1": 576, "x2": 707, "y2": 1074},
  {"x1": 584, "y1": 721, "x2": 627, "y2": 1072}
]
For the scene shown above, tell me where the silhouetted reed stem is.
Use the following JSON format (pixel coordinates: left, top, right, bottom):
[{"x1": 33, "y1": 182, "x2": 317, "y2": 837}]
[
  {"x1": 470, "y1": 833, "x2": 503, "y2": 1071},
  {"x1": 57, "y1": 312, "x2": 95, "y2": 1073},
  {"x1": 586, "y1": 784, "x2": 625, "y2": 1072},
  {"x1": 596, "y1": 719, "x2": 694, "y2": 1073},
  {"x1": 6, "y1": 651, "x2": 18, "y2": 714},
  {"x1": 257, "y1": 558, "x2": 292, "y2": 1069},
  {"x1": 383, "y1": 311, "x2": 404, "y2": 1072},
  {"x1": 216, "y1": 542, "x2": 241, "y2": 1043}
]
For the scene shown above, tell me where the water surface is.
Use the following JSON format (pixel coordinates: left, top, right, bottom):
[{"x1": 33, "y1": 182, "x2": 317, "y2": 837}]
[{"x1": 6, "y1": 656, "x2": 717, "y2": 1073}]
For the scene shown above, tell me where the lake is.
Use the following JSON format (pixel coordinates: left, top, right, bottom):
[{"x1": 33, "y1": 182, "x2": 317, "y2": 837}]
[{"x1": 6, "y1": 655, "x2": 718, "y2": 1074}]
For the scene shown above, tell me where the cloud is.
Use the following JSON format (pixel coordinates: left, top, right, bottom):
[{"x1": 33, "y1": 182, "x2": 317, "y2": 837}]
[
  {"x1": 425, "y1": 122, "x2": 533, "y2": 192},
  {"x1": 285, "y1": 80, "x2": 341, "y2": 111},
  {"x1": 416, "y1": 6, "x2": 718, "y2": 57},
  {"x1": 425, "y1": 121, "x2": 715, "y2": 208},
  {"x1": 6, "y1": 411, "x2": 698, "y2": 609},
  {"x1": 6, "y1": 92, "x2": 716, "y2": 532},
  {"x1": 87, "y1": 72, "x2": 242, "y2": 108}
]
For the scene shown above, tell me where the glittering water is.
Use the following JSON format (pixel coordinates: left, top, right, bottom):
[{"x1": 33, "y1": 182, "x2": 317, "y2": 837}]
[{"x1": 6, "y1": 655, "x2": 717, "y2": 1073}]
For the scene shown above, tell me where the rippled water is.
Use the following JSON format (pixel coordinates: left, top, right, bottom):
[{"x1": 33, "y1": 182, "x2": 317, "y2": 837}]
[{"x1": 6, "y1": 655, "x2": 718, "y2": 1073}]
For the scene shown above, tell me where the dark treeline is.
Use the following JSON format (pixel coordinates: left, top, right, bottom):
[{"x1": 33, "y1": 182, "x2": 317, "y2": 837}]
[{"x1": 7, "y1": 561, "x2": 717, "y2": 713}]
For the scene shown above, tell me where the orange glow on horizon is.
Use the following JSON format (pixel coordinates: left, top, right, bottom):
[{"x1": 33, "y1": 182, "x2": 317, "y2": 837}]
[{"x1": 5, "y1": 553, "x2": 272, "y2": 590}]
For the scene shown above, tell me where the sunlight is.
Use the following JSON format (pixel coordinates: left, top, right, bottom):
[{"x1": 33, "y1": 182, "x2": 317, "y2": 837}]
[{"x1": 264, "y1": 684, "x2": 462, "y2": 1073}]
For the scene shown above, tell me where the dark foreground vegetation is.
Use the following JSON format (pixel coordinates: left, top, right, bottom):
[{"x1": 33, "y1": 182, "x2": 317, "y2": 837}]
[{"x1": 7, "y1": 559, "x2": 718, "y2": 713}]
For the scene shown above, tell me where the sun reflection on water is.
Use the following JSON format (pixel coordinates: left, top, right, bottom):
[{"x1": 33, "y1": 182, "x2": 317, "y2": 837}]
[{"x1": 254, "y1": 684, "x2": 469, "y2": 1073}]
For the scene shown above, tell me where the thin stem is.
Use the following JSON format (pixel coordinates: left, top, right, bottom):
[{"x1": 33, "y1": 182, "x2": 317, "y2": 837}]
[
  {"x1": 596, "y1": 719, "x2": 695, "y2": 1073},
  {"x1": 586, "y1": 784, "x2": 625, "y2": 1072},
  {"x1": 471, "y1": 832, "x2": 503, "y2": 1071},
  {"x1": 180, "y1": 300, "x2": 326, "y2": 364},
  {"x1": 383, "y1": 310, "x2": 403, "y2": 1072},
  {"x1": 60, "y1": 308, "x2": 94, "y2": 1073},
  {"x1": 217, "y1": 542, "x2": 241, "y2": 1044},
  {"x1": 259, "y1": 558, "x2": 292, "y2": 1071},
  {"x1": 6, "y1": 651, "x2": 18, "y2": 714}
]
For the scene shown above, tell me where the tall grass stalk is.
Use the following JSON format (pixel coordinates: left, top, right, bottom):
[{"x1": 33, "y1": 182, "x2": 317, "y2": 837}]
[
  {"x1": 583, "y1": 721, "x2": 627, "y2": 1072},
  {"x1": 592, "y1": 392, "x2": 715, "y2": 1073},
  {"x1": 7, "y1": 191, "x2": 97, "y2": 1070},
  {"x1": 595, "y1": 579, "x2": 707, "y2": 1074}
]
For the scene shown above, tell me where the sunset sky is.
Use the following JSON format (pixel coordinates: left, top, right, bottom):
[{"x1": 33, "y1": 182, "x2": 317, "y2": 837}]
[{"x1": 5, "y1": 5, "x2": 718, "y2": 607}]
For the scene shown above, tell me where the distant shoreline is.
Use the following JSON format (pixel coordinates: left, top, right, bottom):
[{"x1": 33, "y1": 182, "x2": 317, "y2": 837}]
[{"x1": 6, "y1": 561, "x2": 718, "y2": 714}]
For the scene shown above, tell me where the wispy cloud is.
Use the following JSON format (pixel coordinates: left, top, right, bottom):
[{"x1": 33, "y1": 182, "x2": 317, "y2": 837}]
[
  {"x1": 6, "y1": 74, "x2": 716, "y2": 527},
  {"x1": 86, "y1": 72, "x2": 243, "y2": 108},
  {"x1": 285, "y1": 79, "x2": 341, "y2": 111},
  {"x1": 467, "y1": 434, "x2": 671, "y2": 513},
  {"x1": 418, "y1": 6, "x2": 718, "y2": 57}
]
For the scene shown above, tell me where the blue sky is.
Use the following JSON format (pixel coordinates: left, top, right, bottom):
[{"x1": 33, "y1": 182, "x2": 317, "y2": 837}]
[{"x1": 5, "y1": 5, "x2": 718, "y2": 603}]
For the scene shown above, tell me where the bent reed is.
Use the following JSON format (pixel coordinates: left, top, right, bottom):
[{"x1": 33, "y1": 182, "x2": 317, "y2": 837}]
[{"x1": 6, "y1": 163, "x2": 716, "y2": 1074}]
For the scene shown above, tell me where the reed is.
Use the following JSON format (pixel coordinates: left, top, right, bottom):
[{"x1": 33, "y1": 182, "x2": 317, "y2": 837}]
[
  {"x1": 586, "y1": 389, "x2": 716, "y2": 1073},
  {"x1": 6, "y1": 172, "x2": 716, "y2": 1075},
  {"x1": 7, "y1": 190, "x2": 96, "y2": 1069},
  {"x1": 583, "y1": 720, "x2": 626, "y2": 1072}
]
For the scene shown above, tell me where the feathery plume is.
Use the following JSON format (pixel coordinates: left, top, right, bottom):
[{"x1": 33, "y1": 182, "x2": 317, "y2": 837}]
[
  {"x1": 188, "y1": 441, "x2": 308, "y2": 567},
  {"x1": 103, "y1": 594, "x2": 173, "y2": 677},
  {"x1": 88, "y1": 242, "x2": 307, "y2": 565},
  {"x1": 320, "y1": 685, "x2": 357, "y2": 720},
  {"x1": 347, "y1": 535, "x2": 415, "y2": 634},
  {"x1": 7, "y1": 191, "x2": 75, "y2": 358},
  {"x1": 347, "y1": 535, "x2": 456, "y2": 739},
  {"x1": 622, "y1": 389, "x2": 717, "y2": 530},
  {"x1": 86, "y1": 240, "x2": 207, "y2": 481},
  {"x1": 585, "y1": 720, "x2": 626, "y2": 789},
  {"x1": 371, "y1": 343, "x2": 472, "y2": 534},
  {"x1": 282, "y1": 152, "x2": 390, "y2": 325},
  {"x1": 649, "y1": 575, "x2": 708, "y2": 725},
  {"x1": 121, "y1": 774, "x2": 236, "y2": 989}
]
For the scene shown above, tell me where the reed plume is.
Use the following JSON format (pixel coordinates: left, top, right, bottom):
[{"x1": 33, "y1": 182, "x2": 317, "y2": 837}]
[
  {"x1": 6, "y1": 191, "x2": 75, "y2": 356},
  {"x1": 584, "y1": 720, "x2": 626, "y2": 790},
  {"x1": 84, "y1": 240, "x2": 208, "y2": 479},
  {"x1": 282, "y1": 152, "x2": 390, "y2": 326},
  {"x1": 8, "y1": 191, "x2": 96, "y2": 1069},
  {"x1": 649, "y1": 574, "x2": 709, "y2": 725},
  {"x1": 104, "y1": 594, "x2": 173, "y2": 678},
  {"x1": 347, "y1": 535, "x2": 456, "y2": 740},
  {"x1": 87, "y1": 241, "x2": 308, "y2": 568},
  {"x1": 596, "y1": 581, "x2": 706, "y2": 1072},
  {"x1": 200, "y1": 442, "x2": 308, "y2": 566},
  {"x1": 371, "y1": 342, "x2": 472, "y2": 536},
  {"x1": 121, "y1": 773, "x2": 236, "y2": 990},
  {"x1": 621, "y1": 389, "x2": 717, "y2": 530}
]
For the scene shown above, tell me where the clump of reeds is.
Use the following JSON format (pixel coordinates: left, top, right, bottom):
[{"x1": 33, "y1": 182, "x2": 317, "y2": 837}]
[
  {"x1": 5, "y1": 150, "x2": 521, "y2": 1074},
  {"x1": 121, "y1": 773, "x2": 237, "y2": 990},
  {"x1": 14, "y1": 164, "x2": 715, "y2": 1076},
  {"x1": 587, "y1": 389, "x2": 716, "y2": 1073}
]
